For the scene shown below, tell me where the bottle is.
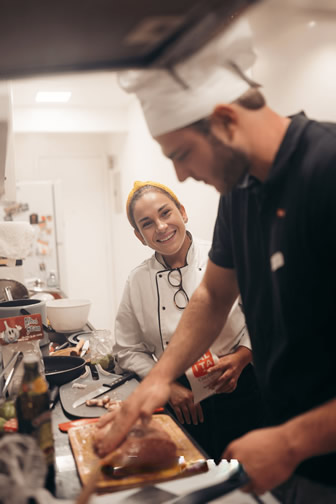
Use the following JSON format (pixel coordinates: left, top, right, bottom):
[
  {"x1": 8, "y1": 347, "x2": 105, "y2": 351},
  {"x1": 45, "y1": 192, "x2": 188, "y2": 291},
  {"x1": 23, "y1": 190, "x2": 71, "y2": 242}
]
[
  {"x1": 15, "y1": 353, "x2": 55, "y2": 493},
  {"x1": 38, "y1": 261, "x2": 47, "y2": 287},
  {"x1": 47, "y1": 270, "x2": 58, "y2": 288}
]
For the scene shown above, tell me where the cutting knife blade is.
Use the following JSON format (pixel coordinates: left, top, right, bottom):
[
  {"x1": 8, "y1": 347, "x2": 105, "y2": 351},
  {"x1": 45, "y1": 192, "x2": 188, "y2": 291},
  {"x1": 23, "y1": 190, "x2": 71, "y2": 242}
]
[
  {"x1": 72, "y1": 372, "x2": 137, "y2": 408},
  {"x1": 72, "y1": 384, "x2": 111, "y2": 408}
]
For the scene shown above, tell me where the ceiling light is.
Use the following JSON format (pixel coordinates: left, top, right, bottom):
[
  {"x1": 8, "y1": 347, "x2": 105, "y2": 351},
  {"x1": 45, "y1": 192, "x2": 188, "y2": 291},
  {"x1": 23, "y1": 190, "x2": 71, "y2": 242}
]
[
  {"x1": 307, "y1": 20, "x2": 316, "y2": 28},
  {"x1": 35, "y1": 91, "x2": 72, "y2": 103}
]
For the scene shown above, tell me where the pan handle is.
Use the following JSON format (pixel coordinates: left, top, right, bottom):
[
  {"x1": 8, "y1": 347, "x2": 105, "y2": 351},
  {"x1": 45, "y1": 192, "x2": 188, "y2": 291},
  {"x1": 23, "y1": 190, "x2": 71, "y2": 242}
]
[{"x1": 171, "y1": 463, "x2": 251, "y2": 504}]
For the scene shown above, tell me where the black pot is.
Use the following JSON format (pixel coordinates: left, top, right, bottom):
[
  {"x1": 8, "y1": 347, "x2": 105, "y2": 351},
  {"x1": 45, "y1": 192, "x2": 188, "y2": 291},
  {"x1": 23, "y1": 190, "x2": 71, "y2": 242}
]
[{"x1": 43, "y1": 356, "x2": 86, "y2": 386}]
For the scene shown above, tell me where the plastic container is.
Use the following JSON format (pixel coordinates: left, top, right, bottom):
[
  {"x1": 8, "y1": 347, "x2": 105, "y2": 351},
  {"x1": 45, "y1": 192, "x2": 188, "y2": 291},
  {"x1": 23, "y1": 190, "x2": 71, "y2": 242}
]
[
  {"x1": 46, "y1": 299, "x2": 91, "y2": 332},
  {"x1": 90, "y1": 329, "x2": 115, "y2": 371}
]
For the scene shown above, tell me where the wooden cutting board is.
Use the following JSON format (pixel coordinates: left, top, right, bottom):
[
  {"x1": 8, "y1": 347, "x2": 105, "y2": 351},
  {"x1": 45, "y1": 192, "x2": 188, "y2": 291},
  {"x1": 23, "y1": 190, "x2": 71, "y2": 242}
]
[{"x1": 68, "y1": 414, "x2": 208, "y2": 492}]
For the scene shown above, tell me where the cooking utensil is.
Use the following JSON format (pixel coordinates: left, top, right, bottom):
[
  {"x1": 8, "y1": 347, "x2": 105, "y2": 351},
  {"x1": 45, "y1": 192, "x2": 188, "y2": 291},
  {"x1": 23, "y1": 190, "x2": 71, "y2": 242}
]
[
  {"x1": 73, "y1": 414, "x2": 208, "y2": 504},
  {"x1": 4, "y1": 286, "x2": 13, "y2": 301},
  {"x1": 58, "y1": 418, "x2": 99, "y2": 433},
  {"x1": 49, "y1": 386, "x2": 60, "y2": 410},
  {"x1": 0, "y1": 350, "x2": 20, "y2": 382},
  {"x1": 72, "y1": 372, "x2": 136, "y2": 408},
  {"x1": 46, "y1": 298, "x2": 91, "y2": 332},
  {"x1": 88, "y1": 362, "x2": 99, "y2": 380},
  {"x1": 171, "y1": 463, "x2": 250, "y2": 503},
  {"x1": 53, "y1": 341, "x2": 69, "y2": 352},
  {"x1": 0, "y1": 279, "x2": 29, "y2": 303},
  {"x1": 43, "y1": 356, "x2": 86, "y2": 387},
  {"x1": 68, "y1": 331, "x2": 92, "y2": 346},
  {"x1": 1, "y1": 351, "x2": 24, "y2": 397},
  {"x1": 80, "y1": 340, "x2": 90, "y2": 358},
  {"x1": 70, "y1": 339, "x2": 85, "y2": 356}
]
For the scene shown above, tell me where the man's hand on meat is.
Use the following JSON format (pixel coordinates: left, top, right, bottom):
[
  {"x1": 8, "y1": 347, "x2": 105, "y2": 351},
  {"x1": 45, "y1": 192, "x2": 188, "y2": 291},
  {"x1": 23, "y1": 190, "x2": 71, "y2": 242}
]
[
  {"x1": 207, "y1": 346, "x2": 252, "y2": 394},
  {"x1": 99, "y1": 419, "x2": 178, "y2": 475},
  {"x1": 93, "y1": 377, "x2": 171, "y2": 457},
  {"x1": 169, "y1": 382, "x2": 204, "y2": 425}
]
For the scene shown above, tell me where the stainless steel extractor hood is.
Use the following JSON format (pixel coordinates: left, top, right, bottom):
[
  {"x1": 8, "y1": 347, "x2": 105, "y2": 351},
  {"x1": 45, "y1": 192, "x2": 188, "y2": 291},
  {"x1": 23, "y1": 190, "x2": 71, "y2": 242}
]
[{"x1": 0, "y1": 0, "x2": 260, "y2": 80}]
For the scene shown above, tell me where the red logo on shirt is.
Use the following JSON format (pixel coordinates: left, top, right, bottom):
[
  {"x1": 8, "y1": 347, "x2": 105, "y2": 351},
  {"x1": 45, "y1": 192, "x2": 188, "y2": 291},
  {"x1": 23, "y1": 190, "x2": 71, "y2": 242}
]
[{"x1": 192, "y1": 351, "x2": 215, "y2": 377}]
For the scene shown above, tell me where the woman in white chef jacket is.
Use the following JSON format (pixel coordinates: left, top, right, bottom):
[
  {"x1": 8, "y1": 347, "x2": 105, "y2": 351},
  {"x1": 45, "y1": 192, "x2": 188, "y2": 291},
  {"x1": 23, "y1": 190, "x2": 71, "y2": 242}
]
[{"x1": 113, "y1": 181, "x2": 263, "y2": 459}]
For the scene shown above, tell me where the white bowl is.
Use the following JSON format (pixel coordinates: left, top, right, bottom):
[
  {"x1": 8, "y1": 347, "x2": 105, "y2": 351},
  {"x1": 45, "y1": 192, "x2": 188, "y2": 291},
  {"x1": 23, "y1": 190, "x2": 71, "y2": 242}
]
[{"x1": 46, "y1": 298, "x2": 91, "y2": 332}]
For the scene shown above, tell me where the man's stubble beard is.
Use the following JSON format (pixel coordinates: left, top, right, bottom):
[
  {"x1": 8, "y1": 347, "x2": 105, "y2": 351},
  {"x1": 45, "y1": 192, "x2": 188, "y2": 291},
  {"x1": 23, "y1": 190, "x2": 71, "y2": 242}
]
[{"x1": 209, "y1": 133, "x2": 251, "y2": 195}]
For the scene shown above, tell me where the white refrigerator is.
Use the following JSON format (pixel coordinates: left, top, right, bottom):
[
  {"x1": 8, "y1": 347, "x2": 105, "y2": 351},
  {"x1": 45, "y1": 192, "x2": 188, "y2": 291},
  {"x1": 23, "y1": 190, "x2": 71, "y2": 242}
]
[{"x1": 12, "y1": 180, "x2": 65, "y2": 289}]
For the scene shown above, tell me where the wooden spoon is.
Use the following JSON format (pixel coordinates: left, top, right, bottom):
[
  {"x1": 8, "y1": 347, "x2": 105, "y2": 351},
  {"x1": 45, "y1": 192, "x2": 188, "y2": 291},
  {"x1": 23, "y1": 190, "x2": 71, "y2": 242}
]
[{"x1": 70, "y1": 339, "x2": 85, "y2": 356}]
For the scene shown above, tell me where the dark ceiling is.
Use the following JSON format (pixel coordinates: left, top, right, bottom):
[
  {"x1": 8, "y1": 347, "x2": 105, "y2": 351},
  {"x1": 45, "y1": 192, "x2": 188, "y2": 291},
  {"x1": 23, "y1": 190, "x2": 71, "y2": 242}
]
[{"x1": 0, "y1": 0, "x2": 260, "y2": 79}]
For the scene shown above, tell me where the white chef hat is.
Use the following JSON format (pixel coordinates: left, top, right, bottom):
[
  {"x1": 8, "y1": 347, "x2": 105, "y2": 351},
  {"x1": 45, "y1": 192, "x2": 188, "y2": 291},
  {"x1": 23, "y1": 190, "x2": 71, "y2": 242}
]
[{"x1": 118, "y1": 17, "x2": 258, "y2": 137}]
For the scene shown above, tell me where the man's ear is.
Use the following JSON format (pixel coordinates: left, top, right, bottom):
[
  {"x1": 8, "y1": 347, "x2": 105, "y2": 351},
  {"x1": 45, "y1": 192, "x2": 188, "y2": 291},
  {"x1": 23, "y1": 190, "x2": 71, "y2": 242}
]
[
  {"x1": 180, "y1": 204, "x2": 188, "y2": 224},
  {"x1": 134, "y1": 228, "x2": 147, "y2": 246},
  {"x1": 210, "y1": 105, "x2": 237, "y2": 142}
]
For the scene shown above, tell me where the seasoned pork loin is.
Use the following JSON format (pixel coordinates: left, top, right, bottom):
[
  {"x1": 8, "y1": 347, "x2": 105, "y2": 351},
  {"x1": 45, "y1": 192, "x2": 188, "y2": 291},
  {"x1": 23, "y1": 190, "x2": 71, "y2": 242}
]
[{"x1": 100, "y1": 419, "x2": 178, "y2": 476}]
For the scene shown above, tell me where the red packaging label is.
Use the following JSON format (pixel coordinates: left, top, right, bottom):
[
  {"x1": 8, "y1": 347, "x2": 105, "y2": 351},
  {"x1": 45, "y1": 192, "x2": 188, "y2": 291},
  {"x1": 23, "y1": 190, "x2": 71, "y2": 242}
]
[
  {"x1": 0, "y1": 314, "x2": 44, "y2": 345},
  {"x1": 191, "y1": 350, "x2": 216, "y2": 377}
]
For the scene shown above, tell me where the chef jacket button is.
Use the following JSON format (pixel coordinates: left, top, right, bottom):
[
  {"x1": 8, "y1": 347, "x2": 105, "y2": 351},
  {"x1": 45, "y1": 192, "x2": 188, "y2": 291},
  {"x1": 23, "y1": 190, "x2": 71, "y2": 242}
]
[
  {"x1": 166, "y1": 341, "x2": 169, "y2": 345},
  {"x1": 159, "y1": 274, "x2": 162, "y2": 278},
  {"x1": 162, "y1": 306, "x2": 166, "y2": 310},
  {"x1": 199, "y1": 268, "x2": 202, "y2": 271}
]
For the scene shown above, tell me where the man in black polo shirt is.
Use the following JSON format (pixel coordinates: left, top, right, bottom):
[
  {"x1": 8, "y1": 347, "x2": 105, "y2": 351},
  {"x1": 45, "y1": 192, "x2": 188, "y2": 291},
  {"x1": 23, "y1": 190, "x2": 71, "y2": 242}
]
[{"x1": 94, "y1": 20, "x2": 336, "y2": 502}]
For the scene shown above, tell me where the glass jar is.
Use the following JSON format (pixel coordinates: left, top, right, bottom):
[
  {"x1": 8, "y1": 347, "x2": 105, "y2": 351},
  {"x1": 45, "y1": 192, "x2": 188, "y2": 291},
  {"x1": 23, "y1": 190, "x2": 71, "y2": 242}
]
[{"x1": 90, "y1": 329, "x2": 115, "y2": 371}]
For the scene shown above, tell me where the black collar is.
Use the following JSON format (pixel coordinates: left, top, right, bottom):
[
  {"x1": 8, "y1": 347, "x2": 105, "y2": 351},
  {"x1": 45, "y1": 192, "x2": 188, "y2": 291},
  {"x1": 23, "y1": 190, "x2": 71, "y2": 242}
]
[{"x1": 264, "y1": 112, "x2": 309, "y2": 189}]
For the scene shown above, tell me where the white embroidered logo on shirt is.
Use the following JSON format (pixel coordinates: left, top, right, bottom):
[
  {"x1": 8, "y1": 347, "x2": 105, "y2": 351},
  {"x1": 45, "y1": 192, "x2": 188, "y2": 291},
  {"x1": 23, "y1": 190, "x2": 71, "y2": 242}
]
[{"x1": 270, "y1": 251, "x2": 285, "y2": 272}]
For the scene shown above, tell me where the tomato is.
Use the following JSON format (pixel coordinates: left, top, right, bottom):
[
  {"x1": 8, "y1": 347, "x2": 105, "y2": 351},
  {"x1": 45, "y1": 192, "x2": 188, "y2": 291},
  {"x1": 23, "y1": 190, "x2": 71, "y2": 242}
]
[{"x1": 4, "y1": 418, "x2": 18, "y2": 432}]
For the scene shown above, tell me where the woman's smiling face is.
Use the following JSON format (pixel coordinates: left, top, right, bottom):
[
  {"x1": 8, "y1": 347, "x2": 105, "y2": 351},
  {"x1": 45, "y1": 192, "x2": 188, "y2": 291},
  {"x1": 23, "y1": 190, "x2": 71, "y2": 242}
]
[{"x1": 133, "y1": 190, "x2": 188, "y2": 260}]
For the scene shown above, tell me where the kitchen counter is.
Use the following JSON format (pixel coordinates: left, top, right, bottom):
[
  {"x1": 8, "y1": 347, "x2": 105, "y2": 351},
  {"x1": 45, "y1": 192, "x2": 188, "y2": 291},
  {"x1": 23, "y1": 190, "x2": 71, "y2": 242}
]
[
  {"x1": 51, "y1": 383, "x2": 209, "y2": 500},
  {"x1": 50, "y1": 391, "x2": 279, "y2": 504},
  {"x1": 52, "y1": 400, "x2": 82, "y2": 499}
]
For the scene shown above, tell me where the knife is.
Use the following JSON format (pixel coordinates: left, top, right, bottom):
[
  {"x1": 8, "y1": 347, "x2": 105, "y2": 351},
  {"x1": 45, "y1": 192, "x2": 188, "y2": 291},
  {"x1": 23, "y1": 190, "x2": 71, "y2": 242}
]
[
  {"x1": 80, "y1": 339, "x2": 90, "y2": 358},
  {"x1": 2, "y1": 352, "x2": 24, "y2": 397},
  {"x1": 171, "y1": 462, "x2": 250, "y2": 504},
  {"x1": 72, "y1": 372, "x2": 136, "y2": 408}
]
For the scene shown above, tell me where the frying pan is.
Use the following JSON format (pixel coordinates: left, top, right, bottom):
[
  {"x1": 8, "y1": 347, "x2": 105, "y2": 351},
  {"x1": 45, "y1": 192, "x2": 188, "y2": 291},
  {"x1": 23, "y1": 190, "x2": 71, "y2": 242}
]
[{"x1": 43, "y1": 356, "x2": 86, "y2": 386}]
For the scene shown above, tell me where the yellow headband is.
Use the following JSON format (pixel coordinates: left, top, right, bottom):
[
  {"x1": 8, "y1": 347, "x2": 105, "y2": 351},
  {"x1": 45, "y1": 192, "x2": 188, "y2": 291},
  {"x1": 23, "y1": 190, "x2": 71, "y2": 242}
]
[{"x1": 126, "y1": 181, "x2": 180, "y2": 228}]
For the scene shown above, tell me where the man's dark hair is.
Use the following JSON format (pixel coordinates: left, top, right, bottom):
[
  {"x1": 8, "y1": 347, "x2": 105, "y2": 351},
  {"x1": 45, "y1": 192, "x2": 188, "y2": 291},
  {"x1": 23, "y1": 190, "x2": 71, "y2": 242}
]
[
  {"x1": 189, "y1": 88, "x2": 266, "y2": 135},
  {"x1": 235, "y1": 88, "x2": 266, "y2": 110}
]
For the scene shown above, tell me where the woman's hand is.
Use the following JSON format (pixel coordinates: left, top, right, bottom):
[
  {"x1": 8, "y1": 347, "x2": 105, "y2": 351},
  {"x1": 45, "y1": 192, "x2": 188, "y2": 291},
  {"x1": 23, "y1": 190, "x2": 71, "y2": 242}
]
[
  {"x1": 207, "y1": 346, "x2": 252, "y2": 393},
  {"x1": 169, "y1": 382, "x2": 204, "y2": 425}
]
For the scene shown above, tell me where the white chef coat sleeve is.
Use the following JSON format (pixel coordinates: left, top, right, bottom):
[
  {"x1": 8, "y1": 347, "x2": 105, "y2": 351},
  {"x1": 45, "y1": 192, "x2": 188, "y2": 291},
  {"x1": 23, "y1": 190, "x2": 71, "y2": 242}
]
[
  {"x1": 113, "y1": 278, "x2": 157, "y2": 379},
  {"x1": 226, "y1": 297, "x2": 252, "y2": 351},
  {"x1": 237, "y1": 325, "x2": 252, "y2": 350},
  {"x1": 211, "y1": 296, "x2": 252, "y2": 355},
  {"x1": 232, "y1": 298, "x2": 252, "y2": 350}
]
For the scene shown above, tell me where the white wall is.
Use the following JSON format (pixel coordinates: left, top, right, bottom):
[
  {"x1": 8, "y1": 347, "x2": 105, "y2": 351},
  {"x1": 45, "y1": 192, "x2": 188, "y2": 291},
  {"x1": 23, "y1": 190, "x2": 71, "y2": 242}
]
[{"x1": 249, "y1": 1, "x2": 336, "y2": 121}]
